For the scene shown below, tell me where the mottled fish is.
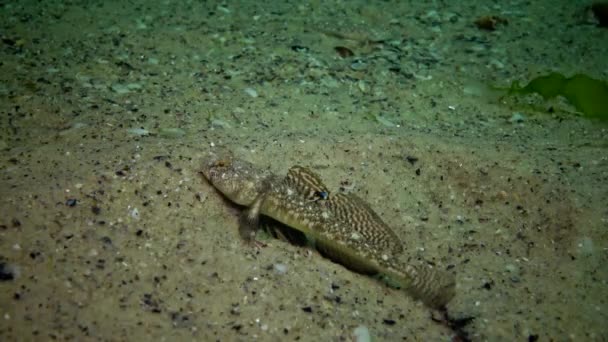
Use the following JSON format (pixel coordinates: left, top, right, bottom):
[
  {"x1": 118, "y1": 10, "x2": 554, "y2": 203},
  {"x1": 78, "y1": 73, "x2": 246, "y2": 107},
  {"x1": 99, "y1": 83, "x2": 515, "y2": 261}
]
[{"x1": 201, "y1": 153, "x2": 456, "y2": 308}]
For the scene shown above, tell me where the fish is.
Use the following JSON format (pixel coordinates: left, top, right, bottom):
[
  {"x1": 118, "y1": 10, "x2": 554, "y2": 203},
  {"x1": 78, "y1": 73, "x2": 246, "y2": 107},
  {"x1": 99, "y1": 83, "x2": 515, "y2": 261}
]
[{"x1": 201, "y1": 153, "x2": 456, "y2": 308}]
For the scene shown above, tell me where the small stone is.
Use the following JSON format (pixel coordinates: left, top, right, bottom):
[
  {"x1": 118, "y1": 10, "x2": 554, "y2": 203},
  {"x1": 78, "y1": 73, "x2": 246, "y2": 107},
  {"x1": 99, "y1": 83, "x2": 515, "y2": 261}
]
[
  {"x1": 509, "y1": 112, "x2": 525, "y2": 123},
  {"x1": 357, "y1": 80, "x2": 368, "y2": 93},
  {"x1": 127, "y1": 128, "x2": 150, "y2": 136},
  {"x1": 244, "y1": 87, "x2": 258, "y2": 98},
  {"x1": 159, "y1": 128, "x2": 186, "y2": 138},
  {"x1": 273, "y1": 263, "x2": 288, "y2": 274},
  {"x1": 505, "y1": 264, "x2": 519, "y2": 275},
  {"x1": 130, "y1": 207, "x2": 140, "y2": 220},
  {"x1": 353, "y1": 325, "x2": 371, "y2": 342},
  {"x1": 350, "y1": 59, "x2": 367, "y2": 71},
  {"x1": 111, "y1": 83, "x2": 142, "y2": 94},
  {"x1": 382, "y1": 318, "x2": 396, "y2": 325},
  {"x1": 0, "y1": 263, "x2": 15, "y2": 281},
  {"x1": 577, "y1": 236, "x2": 594, "y2": 256},
  {"x1": 210, "y1": 119, "x2": 232, "y2": 129}
]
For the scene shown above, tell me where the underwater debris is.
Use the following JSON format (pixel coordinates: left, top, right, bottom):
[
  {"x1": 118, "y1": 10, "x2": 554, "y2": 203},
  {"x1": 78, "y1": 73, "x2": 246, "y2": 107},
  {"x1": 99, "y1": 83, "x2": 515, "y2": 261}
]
[{"x1": 505, "y1": 72, "x2": 608, "y2": 120}]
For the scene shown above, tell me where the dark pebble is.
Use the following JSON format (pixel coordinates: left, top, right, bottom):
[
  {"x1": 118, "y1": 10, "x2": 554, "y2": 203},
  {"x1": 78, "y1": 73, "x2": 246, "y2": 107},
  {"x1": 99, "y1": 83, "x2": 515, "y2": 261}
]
[
  {"x1": 290, "y1": 45, "x2": 309, "y2": 53},
  {"x1": 383, "y1": 318, "x2": 396, "y2": 325},
  {"x1": 405, "y1": 155, "x2": 418, "y2": 165},
  {"x1": 2, "y1": 37, "x2": 15, "y2": 46},
  {"x1": 66, "y1": 198, "x2": 78, "y2": 207},
  {"x1": 0, "y1": 263, "x2": 15, "y2": 281}
]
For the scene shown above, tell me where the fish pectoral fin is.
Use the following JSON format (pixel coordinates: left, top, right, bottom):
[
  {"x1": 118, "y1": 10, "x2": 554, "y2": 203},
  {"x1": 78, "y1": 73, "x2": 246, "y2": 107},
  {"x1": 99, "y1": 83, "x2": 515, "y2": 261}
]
[
  {"x1": 238, "y1": 210, "x2": 258, "y2": 241},
  {"x1": 260, "y1": 218, "x2": 311, "y2": 247},
  {"x1": 239, "y1": 195, "x2": 264, "y2": 241}
]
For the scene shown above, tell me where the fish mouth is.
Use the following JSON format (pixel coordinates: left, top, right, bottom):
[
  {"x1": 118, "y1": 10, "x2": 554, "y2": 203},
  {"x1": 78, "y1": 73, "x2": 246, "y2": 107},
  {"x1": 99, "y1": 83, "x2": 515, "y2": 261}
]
[
  {"x1": 200, "y1": 158, "x2": 214, "y2": 182},
  {"x1": 200, "y1": 153, "x2": 219, "y2": 181}
]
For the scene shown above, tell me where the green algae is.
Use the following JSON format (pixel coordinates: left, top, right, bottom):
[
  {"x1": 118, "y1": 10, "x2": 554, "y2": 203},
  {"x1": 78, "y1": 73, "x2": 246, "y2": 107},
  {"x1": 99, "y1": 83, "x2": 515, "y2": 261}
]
[{"x1": 506, "y1": 72, "x2": 608, "y2": 120}]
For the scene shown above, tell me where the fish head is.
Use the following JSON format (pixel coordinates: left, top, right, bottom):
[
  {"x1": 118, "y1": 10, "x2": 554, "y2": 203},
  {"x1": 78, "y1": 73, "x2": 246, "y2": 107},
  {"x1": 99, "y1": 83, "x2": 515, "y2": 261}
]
[{"x1": 201, "y1": 153, "x2": 271, "y2": 206}]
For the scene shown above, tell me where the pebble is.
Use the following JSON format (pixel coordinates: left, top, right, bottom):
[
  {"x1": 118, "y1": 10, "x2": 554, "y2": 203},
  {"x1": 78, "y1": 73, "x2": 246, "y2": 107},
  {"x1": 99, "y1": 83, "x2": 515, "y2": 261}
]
[
  {"x1": 353, "y1": 325, "x2": 371, "y2": 342},
  {"x1": 350, "y1": 59, "x2": 368, "y2": 71},
  {"x1": 159, "y1": 128, "x2": 186, "y2": 138},
  {"x1": 127, "y1": 128, "x2": 150, "y2": 136},
  {"x1": 273, "y1": 263, "x2": 288, "y2": 274},
  {"x1": 509, "y1": 112, "x2": 525, "y2": 123},
  {"x1": 111, "y1": 83, "x2": 142, "y2": 94},
  {"x1": 0, "y1": 262, "x2": 16, "y2": 281},
  {"x1": 130, "y1": 207, "x2": 140, "y2": 220},
  {"x1": 357, "y1": 80, "x2": 368, "y2": 93},
  {"x1": 244, "y1": 87, "x2": 258, "y2": 98},
  {"x1": 577, "y1": 236, "x2": 594, "y2": 256},
  {"x1": 373, "y1": 113, "x2": 396, "y2": 127},
  {"x1": 210, "y1": 119, "x2": 232, "y2": 129},
  {"x1": 505, "y1": 264, "x2": 519, "y2": 275}
]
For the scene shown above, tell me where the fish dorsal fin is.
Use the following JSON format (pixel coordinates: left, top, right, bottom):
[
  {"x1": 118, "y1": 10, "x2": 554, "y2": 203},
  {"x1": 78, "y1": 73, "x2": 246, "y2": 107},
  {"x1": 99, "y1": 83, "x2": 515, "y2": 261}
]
[
  {"x1": 328, "y1": 193, "x2": 403, "y2": 254},
  {"x1": 286, "y1": 166, "x2": 330, "y2": 201},
  {"x1": 286, "y1": 166, "x2": 402, "y2": 254}
]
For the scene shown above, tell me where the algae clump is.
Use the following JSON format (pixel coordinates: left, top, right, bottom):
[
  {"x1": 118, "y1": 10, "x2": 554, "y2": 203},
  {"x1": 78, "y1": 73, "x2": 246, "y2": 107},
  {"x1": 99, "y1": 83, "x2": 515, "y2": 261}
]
[{"x1": 507, "y1": 72, "x2": 608, "y2": 120}]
